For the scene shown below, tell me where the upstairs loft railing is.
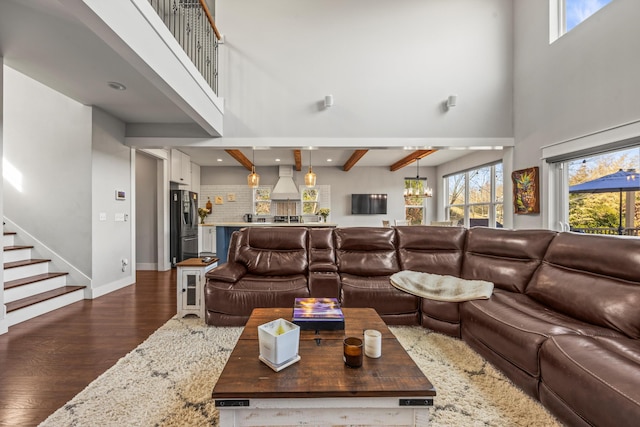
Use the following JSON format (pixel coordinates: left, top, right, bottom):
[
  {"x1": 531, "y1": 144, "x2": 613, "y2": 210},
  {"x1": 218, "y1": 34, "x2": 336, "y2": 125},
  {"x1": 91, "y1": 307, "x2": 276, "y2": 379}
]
[{"x1": 149, "y1": 0, "x2": 220, "y2": 94}]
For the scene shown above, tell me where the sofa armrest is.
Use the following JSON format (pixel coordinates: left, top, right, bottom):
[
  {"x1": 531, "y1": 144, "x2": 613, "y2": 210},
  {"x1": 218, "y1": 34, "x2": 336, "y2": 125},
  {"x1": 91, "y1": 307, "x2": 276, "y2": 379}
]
[
  {"x1": 308, "y1": 271, "x2": 341, "y2": 300},
  {"x1": 206, "y1": 262, "x2": 247, "y2": 283}
]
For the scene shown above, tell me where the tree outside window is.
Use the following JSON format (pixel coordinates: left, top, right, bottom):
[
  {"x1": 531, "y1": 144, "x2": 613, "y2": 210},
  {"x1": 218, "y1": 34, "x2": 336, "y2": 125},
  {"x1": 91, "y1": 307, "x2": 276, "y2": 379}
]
[{"x1": 445, "y1": 163, "x2": 503, "y2": 228}]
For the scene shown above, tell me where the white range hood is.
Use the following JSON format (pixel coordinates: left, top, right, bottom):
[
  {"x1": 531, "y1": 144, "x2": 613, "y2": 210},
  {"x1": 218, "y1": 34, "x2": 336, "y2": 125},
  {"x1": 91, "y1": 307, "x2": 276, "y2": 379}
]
[{"x1": 271, "y1": 166, "x2": 300, "y2": 200}]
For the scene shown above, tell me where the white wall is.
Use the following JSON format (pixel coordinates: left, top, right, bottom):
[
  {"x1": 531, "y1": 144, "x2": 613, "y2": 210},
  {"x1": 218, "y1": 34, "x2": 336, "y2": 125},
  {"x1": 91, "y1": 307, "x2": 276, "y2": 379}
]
[
  {"x1": 217, "y1": 0, "x2": 513, "y2": 142},
  {"x1": 135, "y1": 152, "x2": 158, "y2": 270},
  {"x1": 1, "y1": 58, "x2": 5, "y2": 334},
  {"x1": 91, "y1": 108, "x2": 134, "y2": 295},
  {"x1": 3, "y1": 66, "x2": 93, "y2": 274},
  {"x1": 513, "y1": 0, "x2": 640, "y2": 228}
]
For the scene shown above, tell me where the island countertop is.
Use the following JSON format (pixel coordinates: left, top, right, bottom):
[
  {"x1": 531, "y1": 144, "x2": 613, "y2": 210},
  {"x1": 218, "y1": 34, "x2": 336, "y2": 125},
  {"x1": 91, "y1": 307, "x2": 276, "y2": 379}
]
[{"x1": 211, "y1": 222, "x2": 337, "y2": 263}]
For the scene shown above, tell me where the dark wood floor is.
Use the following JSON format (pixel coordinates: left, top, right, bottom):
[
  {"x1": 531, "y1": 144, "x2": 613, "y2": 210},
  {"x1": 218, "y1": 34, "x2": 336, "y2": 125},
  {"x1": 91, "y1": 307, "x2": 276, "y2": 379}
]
[{"x1": 0, "y1": 270, "x2": 177, "y2": 427}]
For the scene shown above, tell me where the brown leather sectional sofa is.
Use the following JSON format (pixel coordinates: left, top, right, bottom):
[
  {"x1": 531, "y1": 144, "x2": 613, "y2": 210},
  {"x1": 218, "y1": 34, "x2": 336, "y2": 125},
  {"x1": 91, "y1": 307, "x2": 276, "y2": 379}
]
[{"x1": 204, "y1": 225, "x2": 640, "y2": 426}]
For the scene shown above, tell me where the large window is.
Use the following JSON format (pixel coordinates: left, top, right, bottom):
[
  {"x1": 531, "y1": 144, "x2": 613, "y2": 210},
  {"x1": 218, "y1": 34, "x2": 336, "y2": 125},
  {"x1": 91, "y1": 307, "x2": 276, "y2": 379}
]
[
  {"x1": 445, "y1": 163, "x2": 503, "y2": 228},
  {"x1": 565, "y1": 146, "x2": 639, "y2": 235},
  {"x1": 552, "y1": 0, "x2": 613, "y2": 41}
]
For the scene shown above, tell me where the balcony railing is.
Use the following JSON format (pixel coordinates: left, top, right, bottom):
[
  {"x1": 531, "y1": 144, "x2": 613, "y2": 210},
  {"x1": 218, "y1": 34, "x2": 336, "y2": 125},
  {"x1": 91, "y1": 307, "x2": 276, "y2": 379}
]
[
  {"x1": 571, "y1": 227, "x2": 640, "y2": 237},
  {"x1": 149, "y1": 0, "x2": 220, "y2": 94}
]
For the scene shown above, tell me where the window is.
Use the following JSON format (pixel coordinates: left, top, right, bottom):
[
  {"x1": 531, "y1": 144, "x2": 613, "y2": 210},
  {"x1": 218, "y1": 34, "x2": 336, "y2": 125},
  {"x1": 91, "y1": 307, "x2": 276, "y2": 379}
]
[
  {"x1": 445, "y1": 163, "x2": 503, "y2": 228},
  {"x1": 552, "y1": 0, "x2": 613, "y2": 41},
  {"x1": 254, "y1": 187, "x2": 271, "y2": 215},
  {"x1": 302, "y1": 188, "x2": 319, "y2": 215},
  {"x1": 564, "y1": 146, "x2": 639, "y2": 235},
  {"x1": 403, "y1": 179, "x2": 431, "y2": 225}
]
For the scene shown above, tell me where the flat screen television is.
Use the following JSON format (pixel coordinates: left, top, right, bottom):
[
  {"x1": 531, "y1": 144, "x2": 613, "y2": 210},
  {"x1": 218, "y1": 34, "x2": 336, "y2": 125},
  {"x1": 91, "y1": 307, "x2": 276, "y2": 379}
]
[{"x1": 351, "y1": 194, "x2": 388, "y2": 215}]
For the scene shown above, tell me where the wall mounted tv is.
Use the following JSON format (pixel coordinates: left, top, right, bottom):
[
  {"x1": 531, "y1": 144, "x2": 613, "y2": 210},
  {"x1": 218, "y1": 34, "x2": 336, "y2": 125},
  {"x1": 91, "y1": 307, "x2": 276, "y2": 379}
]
[{"x1": 351, "y1": 194, "x2": 388, "y2": 215}]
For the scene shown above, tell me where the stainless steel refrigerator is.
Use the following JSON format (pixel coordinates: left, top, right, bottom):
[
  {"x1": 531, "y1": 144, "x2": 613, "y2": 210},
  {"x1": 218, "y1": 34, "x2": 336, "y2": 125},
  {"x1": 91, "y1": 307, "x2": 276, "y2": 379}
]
[{"x1": 170, "y1": 190, "x2": 199, "y2": 266}]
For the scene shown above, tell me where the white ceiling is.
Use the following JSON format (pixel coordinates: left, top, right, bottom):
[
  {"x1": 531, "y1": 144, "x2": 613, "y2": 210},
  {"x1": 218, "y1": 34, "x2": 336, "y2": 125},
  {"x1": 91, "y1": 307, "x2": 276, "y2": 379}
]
[{"x1": 0, "y1": 0, "x2": 498, "y2": 170}]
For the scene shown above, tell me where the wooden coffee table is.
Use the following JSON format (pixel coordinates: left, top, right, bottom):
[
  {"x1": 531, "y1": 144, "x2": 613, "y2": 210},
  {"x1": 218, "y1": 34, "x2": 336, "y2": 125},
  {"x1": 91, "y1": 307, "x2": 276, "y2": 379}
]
[{"x1": 212, "y1": 307, "x2": 436, "y2": 426}]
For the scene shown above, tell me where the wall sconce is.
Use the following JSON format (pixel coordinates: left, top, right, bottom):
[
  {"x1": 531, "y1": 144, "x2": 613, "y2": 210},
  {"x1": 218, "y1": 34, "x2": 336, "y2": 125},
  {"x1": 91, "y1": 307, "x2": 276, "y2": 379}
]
[
  {"x1": 324, "y1": 94, "x2": 334, "y2": 108},
  {"x1": 446, "y1": 95, "x2": 457, "y2": 110}
]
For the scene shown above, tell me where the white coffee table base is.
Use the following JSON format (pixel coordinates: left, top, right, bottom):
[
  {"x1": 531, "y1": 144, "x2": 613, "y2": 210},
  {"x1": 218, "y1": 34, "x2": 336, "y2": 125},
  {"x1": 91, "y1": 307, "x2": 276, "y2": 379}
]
[{"x1": 216, "y1": 396, "x2": 431, "y2": 427}]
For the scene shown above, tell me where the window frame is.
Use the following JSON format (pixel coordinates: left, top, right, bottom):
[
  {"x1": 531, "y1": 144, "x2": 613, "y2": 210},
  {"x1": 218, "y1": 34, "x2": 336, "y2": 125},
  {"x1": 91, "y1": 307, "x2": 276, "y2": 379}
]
[{"x1": 444, "y1": 162, "x2": 503, "y2": 228}]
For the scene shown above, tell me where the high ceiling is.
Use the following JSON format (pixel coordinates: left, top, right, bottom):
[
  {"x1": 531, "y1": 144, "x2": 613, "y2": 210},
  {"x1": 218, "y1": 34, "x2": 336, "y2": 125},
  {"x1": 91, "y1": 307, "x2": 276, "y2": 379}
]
[{"x1": 1, "y1": 0, "x2": 500, "y2": 171}]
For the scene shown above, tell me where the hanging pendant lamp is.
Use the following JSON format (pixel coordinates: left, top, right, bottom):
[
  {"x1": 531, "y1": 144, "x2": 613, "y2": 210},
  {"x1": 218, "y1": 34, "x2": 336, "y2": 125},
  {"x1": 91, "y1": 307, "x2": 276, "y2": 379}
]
[
  {"x1": 304, "y1": 149, "x2": 317, "y2": 188},
  {"x1": 247, "y1": 149, "x2": 260, "y2": 188}
]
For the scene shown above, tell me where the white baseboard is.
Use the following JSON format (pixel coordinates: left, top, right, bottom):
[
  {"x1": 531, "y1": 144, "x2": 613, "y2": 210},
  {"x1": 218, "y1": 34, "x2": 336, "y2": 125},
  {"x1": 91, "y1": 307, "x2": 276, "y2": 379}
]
[
  {"x1": 136, "y1": 262, "x2": 158, "y2": 271},
  {"x1": 87, "y1": 276, "x2": 135, "y2": 299}
]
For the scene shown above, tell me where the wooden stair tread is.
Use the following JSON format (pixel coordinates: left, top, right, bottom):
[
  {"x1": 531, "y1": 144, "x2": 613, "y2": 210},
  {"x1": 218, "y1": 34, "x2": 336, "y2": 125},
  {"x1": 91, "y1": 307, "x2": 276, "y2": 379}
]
[
  {"x1": 4, "y1": 258, "x2": 51, "y2": 269},
  {"x1": 4, "y1": 245, "x2": 34, "y2": 251},
  {"x1": 4, "y1": 272, "x2": 69, "y2": 290},
  {"x1": 6, "y1": 285, "x2": 86, "y2": 313}
]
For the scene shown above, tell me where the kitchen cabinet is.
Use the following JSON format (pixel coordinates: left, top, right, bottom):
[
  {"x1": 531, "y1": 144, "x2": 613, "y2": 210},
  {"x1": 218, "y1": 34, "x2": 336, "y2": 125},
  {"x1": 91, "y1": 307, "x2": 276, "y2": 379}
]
[
  {"x1": 170, "y1": 149, "x2": 191, "y2": 185},
  {"x1": 199, "y1": 225, "x2": 216, "y2": 255}
]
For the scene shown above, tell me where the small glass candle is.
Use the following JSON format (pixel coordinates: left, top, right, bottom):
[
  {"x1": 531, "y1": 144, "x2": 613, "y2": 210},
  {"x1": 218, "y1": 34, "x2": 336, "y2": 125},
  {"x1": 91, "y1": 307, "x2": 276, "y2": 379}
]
[
  {"x1": 364, "y1": 329, "x2": 382, "y2": 358},
  {"x1": 343, "y1": 337, "x2": 363, "y2": 368}
]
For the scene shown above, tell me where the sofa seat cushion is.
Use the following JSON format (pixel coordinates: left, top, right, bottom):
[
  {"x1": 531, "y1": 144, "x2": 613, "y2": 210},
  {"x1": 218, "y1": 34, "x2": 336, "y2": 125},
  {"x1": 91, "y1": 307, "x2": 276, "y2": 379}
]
[
  {"x1": 421, "y1": 299, "x2": 461, "y2": 324},
  {"x1": 461, "y1": 290, "x2": 624, "y2": 377},
  {"x1": 340, "y1": 273, "x2": 419, "y2": 315},
  {"x1": 539, "y1": 335, "x2": 640, "y2": 427},
  {"x1": 205, "y1": 274, "x2": 309, "y2": 317}
]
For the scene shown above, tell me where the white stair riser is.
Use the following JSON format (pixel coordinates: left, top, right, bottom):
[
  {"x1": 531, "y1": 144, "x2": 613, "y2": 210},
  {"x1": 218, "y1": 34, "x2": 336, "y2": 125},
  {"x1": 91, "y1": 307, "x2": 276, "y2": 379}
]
[
  {"x1": 4, "y1": 276, "x2": 68, "y2": 303},
  {"x1": 3, "y1": 248, "x2": 33, "y2": 263},
  {"x1": 4, "y1": 263, "x2": 50, "y2": 282},
  {"x1": 6, "y1": 290, "x2": 85, "y2": 327},
  {"x1": 3, "y1": 234, "x2": 16, "y2": 247}
]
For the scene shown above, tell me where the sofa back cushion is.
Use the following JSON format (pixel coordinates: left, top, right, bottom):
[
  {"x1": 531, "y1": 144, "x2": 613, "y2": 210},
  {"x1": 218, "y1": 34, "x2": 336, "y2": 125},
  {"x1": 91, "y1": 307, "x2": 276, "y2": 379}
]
[
  {"x1": 462, "y1": 227, "x2": 556, "y2": 293},
  {"x1": 335, "y1": 227, "x2": 399, "y2": 276},
  {"x1": 308, "y1": 228, "x2": 337, "y2": 272},
  {"x1": 396, "y1": 226, "x2": 466, "y2": 276},
  {"x1": 526, "y1": 232, "x2": 640, "y2": 339},
  {"x1": 236, "y1": 227, "x2": 309, "y2": 275}
]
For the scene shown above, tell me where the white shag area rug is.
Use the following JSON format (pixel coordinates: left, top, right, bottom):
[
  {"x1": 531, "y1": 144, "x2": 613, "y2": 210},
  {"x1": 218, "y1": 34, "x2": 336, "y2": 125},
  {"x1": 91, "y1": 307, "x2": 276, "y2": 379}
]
[{"x1": 39, "y1": 317, "x2": 561, "y2": 427}]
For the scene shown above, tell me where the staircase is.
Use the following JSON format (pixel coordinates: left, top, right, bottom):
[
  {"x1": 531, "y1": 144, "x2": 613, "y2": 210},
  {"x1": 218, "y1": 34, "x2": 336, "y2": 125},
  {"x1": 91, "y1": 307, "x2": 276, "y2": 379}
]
[{"x1": 3, "y1": 231, "x2": 86, "y2": 327}]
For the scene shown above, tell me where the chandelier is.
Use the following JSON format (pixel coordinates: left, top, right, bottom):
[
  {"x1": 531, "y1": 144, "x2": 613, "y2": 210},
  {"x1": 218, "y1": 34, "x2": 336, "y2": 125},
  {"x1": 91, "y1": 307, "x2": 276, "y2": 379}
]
[
  {"x1": 404, "y1": 158, "x2": 433, "y2": 198},
  {"x1": 247, "y1": 149, "x2": 260, "y2": 188}
]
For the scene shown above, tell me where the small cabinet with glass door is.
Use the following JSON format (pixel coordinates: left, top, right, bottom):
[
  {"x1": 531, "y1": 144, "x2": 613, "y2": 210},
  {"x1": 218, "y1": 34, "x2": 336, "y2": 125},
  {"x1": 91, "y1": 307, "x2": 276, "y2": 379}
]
[{"x1": 176, "y1": 257, "x2": 218, "y2": 318}]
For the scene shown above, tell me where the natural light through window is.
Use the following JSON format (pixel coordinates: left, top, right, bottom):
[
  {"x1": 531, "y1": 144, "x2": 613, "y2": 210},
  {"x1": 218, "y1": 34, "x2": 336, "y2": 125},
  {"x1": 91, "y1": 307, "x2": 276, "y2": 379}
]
[
  {"x1": 551, "y1": 0, "x2": 613, "y2": 41},
  {"x1": 566, "y1": 0, "x2": 612, "y2": 32},
  {"x1": 3, "y1": 158, "x2": 24, "y2": 192}
]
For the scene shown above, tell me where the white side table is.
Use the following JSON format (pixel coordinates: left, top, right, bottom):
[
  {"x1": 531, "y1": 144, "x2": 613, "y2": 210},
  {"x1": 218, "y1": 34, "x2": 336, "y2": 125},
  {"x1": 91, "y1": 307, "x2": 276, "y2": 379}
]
[{"x1": 176, "y1": 257, "x2": 218, "y2": 318}]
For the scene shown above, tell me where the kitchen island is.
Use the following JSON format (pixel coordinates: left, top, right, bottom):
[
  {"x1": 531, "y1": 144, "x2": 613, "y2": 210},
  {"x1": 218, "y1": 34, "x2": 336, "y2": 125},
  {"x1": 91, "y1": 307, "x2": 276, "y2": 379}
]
[{"x1": 204, "y1": 222, "x2": 337, "y2": 263}]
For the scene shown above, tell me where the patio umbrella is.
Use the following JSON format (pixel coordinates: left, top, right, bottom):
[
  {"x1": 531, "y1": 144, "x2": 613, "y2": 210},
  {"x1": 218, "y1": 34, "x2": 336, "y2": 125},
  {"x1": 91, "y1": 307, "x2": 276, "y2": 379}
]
[{"x1": 569, "y1": 169, "x2": 640, "y2": 235}]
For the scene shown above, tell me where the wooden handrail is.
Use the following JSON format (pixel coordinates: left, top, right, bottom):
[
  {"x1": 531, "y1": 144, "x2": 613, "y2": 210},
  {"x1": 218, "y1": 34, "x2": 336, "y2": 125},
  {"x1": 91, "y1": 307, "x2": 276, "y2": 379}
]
[{"x1": 199, "y1": 0, "x2": 221, "y2": 40}]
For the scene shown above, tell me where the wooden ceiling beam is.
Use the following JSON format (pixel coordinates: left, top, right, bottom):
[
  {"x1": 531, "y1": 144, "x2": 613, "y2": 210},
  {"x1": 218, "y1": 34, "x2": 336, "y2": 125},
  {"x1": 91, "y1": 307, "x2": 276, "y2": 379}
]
[
  {"x1": 294, "y1": 150, "x2": 302, "y2": 171},
  {"x1": 343, "y1": 150, "x2": 369, "y2": 171},
  {"x1": 389, "y1": 150, "x2": 438, "y2": 172},
  {"x1": 225, "y1": 149, "x2": 253, "y2": 171}
]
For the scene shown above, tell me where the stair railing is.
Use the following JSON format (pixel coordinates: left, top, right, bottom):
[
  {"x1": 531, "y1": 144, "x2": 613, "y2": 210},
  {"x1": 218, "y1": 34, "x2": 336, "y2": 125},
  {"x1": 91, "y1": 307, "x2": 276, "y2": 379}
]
[{"x1": 149, "y1": 0, "x2": 221, "y2": 94}]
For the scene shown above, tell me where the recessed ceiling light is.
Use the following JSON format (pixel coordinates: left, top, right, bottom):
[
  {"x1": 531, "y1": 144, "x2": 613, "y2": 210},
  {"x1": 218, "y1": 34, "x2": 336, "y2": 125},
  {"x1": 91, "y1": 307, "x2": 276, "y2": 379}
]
[
  {"x1": 107, "y1": 81, "x2": 127, "y2": 91},
  {"x1": 217, "y1": 158, "x2": 223, "y2": 162},
  {"x1": 275, "y1": 158, "x2": 281, "y2": 162},
  {"x1": 326, "y1": 158, "x2": 333, "y2": 162}
]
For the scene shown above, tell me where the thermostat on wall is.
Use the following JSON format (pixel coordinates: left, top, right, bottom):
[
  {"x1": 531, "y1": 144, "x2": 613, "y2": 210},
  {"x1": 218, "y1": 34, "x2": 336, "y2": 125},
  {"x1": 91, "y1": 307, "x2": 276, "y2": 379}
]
[{"x1": 115, "y1": 190, "x2": 126, "y2": 200}]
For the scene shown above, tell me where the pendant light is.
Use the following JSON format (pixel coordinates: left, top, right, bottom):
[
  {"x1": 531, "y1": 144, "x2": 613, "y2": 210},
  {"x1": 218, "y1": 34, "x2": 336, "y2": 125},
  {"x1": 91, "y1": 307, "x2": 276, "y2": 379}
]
[
  {"x1": 247, "y1": 149, "x2": 260, "y2": 188},
  {"x1": 404, "y1": 158, "x2": 432, "y2": 198},
  {"x1": 304, "y1": 149, "x2": 317, "y2": 188}
]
